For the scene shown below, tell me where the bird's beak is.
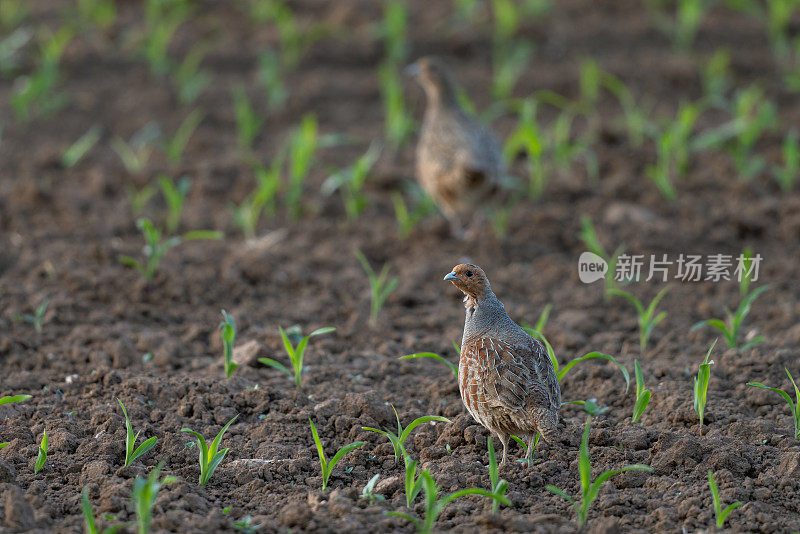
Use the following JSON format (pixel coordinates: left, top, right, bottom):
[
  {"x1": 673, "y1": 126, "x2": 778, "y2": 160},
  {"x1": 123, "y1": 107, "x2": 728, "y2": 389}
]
[
  {"x1": 405, "y1": 62, "x2": 420, "y2": 77},
  {"x1": 444, "y1": 272, "x2": 459, "y2": 282}
]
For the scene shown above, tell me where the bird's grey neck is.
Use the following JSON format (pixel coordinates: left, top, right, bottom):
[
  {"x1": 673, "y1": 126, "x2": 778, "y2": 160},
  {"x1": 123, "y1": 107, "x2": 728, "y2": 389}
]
[
  {"x1": 463, "y1": 291, "x2": 509, "y2": 341},
  {"x1": 425, "y1": 86, "x2": 459, "y2": 110}
]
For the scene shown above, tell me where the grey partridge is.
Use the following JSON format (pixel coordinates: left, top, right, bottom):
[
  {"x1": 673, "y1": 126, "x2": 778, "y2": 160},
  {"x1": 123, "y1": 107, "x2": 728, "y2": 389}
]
[
  {"x1": 444, "y1": 264, "x2": 561, "y2": 465},
  {"x1": 408, "y1": 57, "x2": 503, "y2": 236}
]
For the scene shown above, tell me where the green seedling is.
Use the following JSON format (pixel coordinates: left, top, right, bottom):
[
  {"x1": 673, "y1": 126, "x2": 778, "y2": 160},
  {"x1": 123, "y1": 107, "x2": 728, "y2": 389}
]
[
  {"x1": 382, "y1": 1, "x2": 407, "y2": 64},
  {"x1": 82, "y1": 485, "x2": 127, "y2": 534},
  {"x1": 702, "y1": 49, "x2": 732, "y2": 109},
  {"x1": 363, "y1": 406, "x2": 450, "y2": 464},
  {"x1": 399, "y1": 352, "x2": 458, "y2": 378},
  {"x1": 579, "y1": 216, "x2": 624, "y2": 297},
  {"x1": 747, "y1": 368, "x2": 800, "y2": 439},
  {"x1": 0, "y1": 443, "x2": 8, "y2": 451},
  {"x1": 259, "y1": 326, "x2": 335, "y2": 387},
  {"x1": 391, "y1": 191, "x2": 435, "y2": 239},
  {"x1": 141, "y1": 0, "x2": 191, "y2": 76},
  {"x1": 773, "y1": 129, "x2": 799, "y2": 191},
  {"x1": 251, "y1": 0, "x2": 325, "y2": 69},
  {"x1": 388, "y1": 470, "x2": 511, "y2": 534},
  {"x1": 510, "y1": 434, "x2": 540, "y2": 466},
  {"x1": 602, "y1": 72, "x2": 656, "y2": 148},
  {"x1": 172, "y1": 43, "x2": 212, "y2": 105},
  {"x1": 488, "y1": 200, "x2": 517, "y2": 238},
  {"x1": 578, "y1": 58, "x2": 601, "y2": 114},
  {"x1": 158, "y1": 175, "x2": 190, "y2": 233},
  {"x1": 181, "y1": 415, "x2": 237, "y2": 486},
  {"x1": 163, "y1": 109, "x2": 203, "y2": 166},
  {"x1": 232, "y1": 515, "x2": 261, "y2": 533},
  {"x1": 62, "y1": 125, "x2": 101, "y2": 168},
  {"x1": 75, "y1": 0, "x2": 117, "y2": 33},
  {"x1": 231, "y1": 156, "x2": 283, "y2": 239},
  {"x1": 232, "y1": 86, "x2": 264, "y2": 150},
  {"x1": 131, "y1": 461, "x2": 177, "y2": 534},
  {"x1": 551, "y1": 111, "x2": 599, "y2": 181},
  {"x1": 546, "y1": 415, "x2": 652, "y2": 528},
  {"x1": 18, "y1": 297, "x2": 49, "y2": 333},
  {"x1": 708, "y1": 470, "x2": 742, "y2": 528},
  {"x1": 452, "y1": 0, "x2": 480, "y2": 22},
  {"x1": 504, "y1": 99, "x2": 547, "y2": 199},
  {"x1": 646, "y1": 0, "x2": 710, "y2": 52},
  {"x1": 286, "y1": 113, "x2": 318, "y2": 219},
  {"x1": 402, "y1": 454, "x2": 423, "y2": 507},
  {"x1": 691, "y1": 285, "x2": 769, "y2": 350},
  {"x1": 111, "y1": 122, "x2": 161, "y2": 175},
  {"x1": 737, "y1": 247, "x2": 758, "y2": 298},
  {"x1": 645, "y1": 100, "x2": 704, "y2": 200},
  {"x1": 118, "y1": 218, "x2": 222, "y2": 281},
  {"x1": 490, "y1": 0, "x2": 528, "y2": 101},
  {"x1": 520, "y1": 304, "x2": 553, "y2": 338},
  {"x1": 486, "y1": 437, "x2": 509, "y2": 513},
  {"x1": 219, "y1": 310, "x2": 239, "y2": 378},
  {"x1": 126, "y1": 183, "x2": 157, "y2": 217},
  {"x1": 355, "y1": 250, "x2": 398, "y2": 326},
  {"x1": 379, "y1": 61, "x2": 415, "y2": 150},
  {"x1": 632, "y1": 360, "x2": 651, "y2": 423},
  {"x1": 569, "y1": 397, "x2": 610, "y2": 417},
  {"x1": 674, "y1": 0, "x2": 710, "y2": 52},
  {"x1": 766, "y1": 0, "x2": 799, "y2": 55},
  {"x1": 34, "y1": 428, "x2": 47, "y2": 473},
  {"x1": 493, "y1": 39, "x2": 532, "y2": 102},
  {"x1": 11, "y1": 25, "x2": 73, "y2": 121},
  {"x1": 784, "y1": 37, "x2": 800, "y2": 91},
  {"x1": 526, "y1": 329, "x2": 630, "y2": 392},
  {"x1": 728, "y1": 86, "x2": 777, "y2": 179},
  {"x1": 361, "y1": 474, "x2": 385, "y2": 504},
  {"x1": 693, "y1": 340, "x2": 716, "y2": 433},
  {"x1": 322, "y1": 143, "x2": 381, "y2": 220},
  {"x1": 0, "y1": 394, "x2": 32, "y2": 405},
  {"x1": 0, "y1": 0, "x2": 28, "y2": 30},
  {"x1": 309, "y1": 418, "x2": 364, "y2": 491},
  {"x1": 117, "y1": 399, "x2": 157, "y2": 467},
  {"x1": 257, "y1": 50, "x2": 287, "y2": 110},
  {"x1": 609, "y1": 286, "x2": 670, "y2": 356}
]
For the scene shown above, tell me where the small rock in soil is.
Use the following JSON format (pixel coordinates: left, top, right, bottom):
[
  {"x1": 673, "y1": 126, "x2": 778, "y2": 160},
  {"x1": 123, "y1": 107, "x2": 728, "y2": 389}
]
[
  {"x1": 2, "y1": 484, "x2": 34, "y2": 530},
  {"x1": 777, "y1": 451, "x2": 800, "y2": 478},
  {"x1": 232, "y1": 339, "x2": 264, "y2": 367},
  {"x1": 49, "y1": 429, "x2": 79, "y2": 454},
  {"x1": 80, "y1": 460, "x2": 110, "y2": 484},
  {"x1": 0, "y1": 461, "x2": 15, "y2": 484}
]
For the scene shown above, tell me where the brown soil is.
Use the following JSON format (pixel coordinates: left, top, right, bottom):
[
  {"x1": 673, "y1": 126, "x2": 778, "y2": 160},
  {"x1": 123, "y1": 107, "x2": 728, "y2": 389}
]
[{"x1": 2, "y1": 1, "x2": 800, "y2": 533}]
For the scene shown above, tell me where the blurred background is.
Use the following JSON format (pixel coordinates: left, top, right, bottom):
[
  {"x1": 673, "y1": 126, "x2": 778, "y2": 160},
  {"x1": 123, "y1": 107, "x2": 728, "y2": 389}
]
[{"x1": 1, "y1": 1, "x2": 800, "y2": 532}]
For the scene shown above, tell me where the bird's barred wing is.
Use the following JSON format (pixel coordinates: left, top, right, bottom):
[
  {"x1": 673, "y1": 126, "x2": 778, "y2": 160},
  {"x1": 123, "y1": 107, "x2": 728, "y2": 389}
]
[{"x1": 469, "y1": 336, "x2": 559, "y2": 413}]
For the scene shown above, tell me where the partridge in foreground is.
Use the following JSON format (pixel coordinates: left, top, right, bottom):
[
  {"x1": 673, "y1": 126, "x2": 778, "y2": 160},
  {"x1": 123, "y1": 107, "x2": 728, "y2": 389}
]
[
  {"x1": 408, "y1": 57, "x2": 504, "y2": 236},
  {"x1": 444, "y1": 264, "x2": 561, "y2": 465}
]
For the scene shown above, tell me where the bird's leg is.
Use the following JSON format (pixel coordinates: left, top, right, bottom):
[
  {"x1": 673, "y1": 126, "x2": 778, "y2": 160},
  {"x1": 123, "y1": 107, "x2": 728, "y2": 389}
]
[{"x1": 499, "y1": 433, "x2": 509, "y2": 467}]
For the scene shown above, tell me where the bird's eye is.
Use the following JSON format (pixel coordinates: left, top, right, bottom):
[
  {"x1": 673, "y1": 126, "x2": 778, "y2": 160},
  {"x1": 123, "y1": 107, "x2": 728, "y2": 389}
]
[{"x1": 465, "y1": 270, "x2": 473, "y2": 277}]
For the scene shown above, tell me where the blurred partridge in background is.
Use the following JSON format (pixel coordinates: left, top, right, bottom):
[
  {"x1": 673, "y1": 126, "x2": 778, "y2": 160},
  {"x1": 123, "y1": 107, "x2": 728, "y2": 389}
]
[
  {"x1": 409, "y1": 57, "x2": 504, "y2": 237},
  {"x1": 444, "y1": 264, "x2": 561, "y2": 465}
]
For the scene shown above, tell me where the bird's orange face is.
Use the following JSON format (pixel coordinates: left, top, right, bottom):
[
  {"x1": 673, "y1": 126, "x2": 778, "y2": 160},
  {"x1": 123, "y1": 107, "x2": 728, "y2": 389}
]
[{"x1": 444, "y1": 264, "x2": 489, "y2": 300}]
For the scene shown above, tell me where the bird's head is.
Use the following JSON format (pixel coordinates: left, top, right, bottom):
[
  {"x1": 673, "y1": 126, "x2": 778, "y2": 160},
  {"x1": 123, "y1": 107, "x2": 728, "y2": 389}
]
[
  {"x1": 444, "y1": 264, "x2": 491, "y2": 305},
  {"x1": 406, "y1": 56, "x2": 458, "y2": 106}
]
